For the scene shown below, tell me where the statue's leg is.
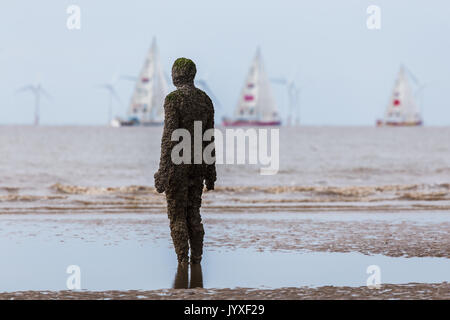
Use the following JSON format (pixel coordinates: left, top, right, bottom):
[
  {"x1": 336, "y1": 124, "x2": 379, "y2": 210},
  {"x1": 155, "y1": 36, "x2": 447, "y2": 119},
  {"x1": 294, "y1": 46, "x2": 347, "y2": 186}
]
[
  {"x1": 166, "y1": 184, "x2": 189, "y2": 264},
  {"x1": 186, "y1": 179, "x2": 205, "y2": 264}
]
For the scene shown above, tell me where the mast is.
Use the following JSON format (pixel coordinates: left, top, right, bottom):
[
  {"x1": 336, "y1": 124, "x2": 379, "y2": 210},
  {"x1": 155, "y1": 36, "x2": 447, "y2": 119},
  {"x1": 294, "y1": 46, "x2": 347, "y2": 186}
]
[
  {"x1": 234, "y1": 48, "x2": 279, "y2": 122},
  {"x1": 384, "y1": 66, "x2": 422, "y2": 125},
  {"x1": 128, "y1": 38, "x2": 168, "y2": 123}
]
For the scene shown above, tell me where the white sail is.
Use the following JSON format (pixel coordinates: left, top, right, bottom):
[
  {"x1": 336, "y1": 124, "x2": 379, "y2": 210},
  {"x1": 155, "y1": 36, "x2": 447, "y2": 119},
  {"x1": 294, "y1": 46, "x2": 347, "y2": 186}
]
[
  {"x1": 234, "y1": 48, "x2": 279, "y2": 122},
  {"x1": 383, "y1": 66, "x2": 422, "y2": 125},
  {"x1": 128, "y1": 38, "x2": 168, "y2": 123}
]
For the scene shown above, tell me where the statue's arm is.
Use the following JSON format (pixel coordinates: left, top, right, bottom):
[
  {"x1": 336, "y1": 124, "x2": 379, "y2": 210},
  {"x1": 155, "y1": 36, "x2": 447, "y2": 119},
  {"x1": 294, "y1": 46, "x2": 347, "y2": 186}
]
[
  {"x1": 154, "y1": 95, "x2": 179, "y2": 193},
  {"x1": 205, "y1": 100, "x2": 216, "y2": 191}
]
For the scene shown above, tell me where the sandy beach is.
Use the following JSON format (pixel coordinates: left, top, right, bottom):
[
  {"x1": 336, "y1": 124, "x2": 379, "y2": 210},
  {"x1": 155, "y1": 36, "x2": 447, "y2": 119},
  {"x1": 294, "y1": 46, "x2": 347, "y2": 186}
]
[
  {"x1": 2, "y1": 282, "x2": 448, "y2": 300},
  {"x1": 0, "y1": 206, "x2": 448, "y2": 299}
]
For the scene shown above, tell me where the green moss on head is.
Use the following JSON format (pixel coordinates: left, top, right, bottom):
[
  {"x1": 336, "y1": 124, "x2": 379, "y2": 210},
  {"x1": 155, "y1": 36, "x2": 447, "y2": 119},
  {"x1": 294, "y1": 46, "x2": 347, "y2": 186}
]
[
  {"x1": 172, "y1": 57, "x2": 197, "y2": 87},
  {"x1": 173, "y1": 58, "x2": 195, "y2": 70}
]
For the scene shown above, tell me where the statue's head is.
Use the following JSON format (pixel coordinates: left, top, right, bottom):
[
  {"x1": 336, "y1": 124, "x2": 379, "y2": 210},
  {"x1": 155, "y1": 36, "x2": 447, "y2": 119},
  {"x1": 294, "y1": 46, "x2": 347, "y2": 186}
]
[{"x1": 172, "y1": 57, "x2": 196, "y2": 88}]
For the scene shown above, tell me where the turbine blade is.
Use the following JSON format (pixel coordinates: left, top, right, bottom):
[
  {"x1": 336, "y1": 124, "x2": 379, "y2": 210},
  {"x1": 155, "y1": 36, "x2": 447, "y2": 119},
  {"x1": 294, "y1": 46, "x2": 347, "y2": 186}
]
[
  {"x1": 120, "y1": 75, "x2": 138, "y2": 82},
  {"x1": 404, "y1": 66, "x2": 420, "y2": 85},
  {"x1": 289, "y1": 67, "x2": 301, "y2": 83},
  {"x1": 196, "y1": 80, "x2": 221, "y2": 109},
  {"x1": 164, "y1": 72, "x2": 171, "y2": 85},
  {"x1": 39, "y1": 87, "x2": 52, "y2": 100},
  {"x1": 111, "y1": 72, "x2": 120, "y2": 85},
  {"x1": 110, "y1": 88, "x2": 122, "y2": 105},
  {"x1": 16, "y1": 85, "x2": 34, "y2": 94},
  {"x1": 270, "y1": 78, "x2": 287, "y2": 85}
]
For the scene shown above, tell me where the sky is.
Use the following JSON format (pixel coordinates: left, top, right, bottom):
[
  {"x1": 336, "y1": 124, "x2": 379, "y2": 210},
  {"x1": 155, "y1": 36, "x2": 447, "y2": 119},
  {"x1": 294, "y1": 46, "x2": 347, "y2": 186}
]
[{"x1": 0, "y1": 0, "x2": 449, "y2": 126}]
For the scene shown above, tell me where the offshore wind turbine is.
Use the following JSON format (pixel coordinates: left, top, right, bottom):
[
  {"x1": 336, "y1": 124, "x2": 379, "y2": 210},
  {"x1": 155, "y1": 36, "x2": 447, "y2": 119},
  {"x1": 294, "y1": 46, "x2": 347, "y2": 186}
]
[
  {"x1": 402, "y1": 65, "x2": 429, "y2": 117},
  {"x1": 196, "y1": 76, "x2": 222, "y2": 111},
  {"x1": 271, "y1": 77, "x2": 301, "y2": 126},
  {"x1": 97, "y1": 74, "x2": 122, "y2": 125},
  {"x1": 16, "y1": 83, "x2": 51, "y2": 126},
  {"x1": 196, "y1": 73, "x2": 222, "y2": 124}
]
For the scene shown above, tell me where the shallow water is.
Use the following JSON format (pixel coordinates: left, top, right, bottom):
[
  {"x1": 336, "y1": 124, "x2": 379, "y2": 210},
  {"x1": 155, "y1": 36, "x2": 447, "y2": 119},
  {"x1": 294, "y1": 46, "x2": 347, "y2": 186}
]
[
  {"x1": 1, "y1": 126, "x2": 450, "y2": 213},
  {"x1": 0, "y1": 238, "x2": 448, "y2": 292}
]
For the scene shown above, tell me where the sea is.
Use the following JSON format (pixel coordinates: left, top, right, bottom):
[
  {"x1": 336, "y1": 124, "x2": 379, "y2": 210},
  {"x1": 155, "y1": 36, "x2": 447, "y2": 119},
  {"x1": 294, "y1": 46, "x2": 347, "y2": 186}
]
[{"x1": 0, "y1": 125, "x2": 450, "y2": 214}]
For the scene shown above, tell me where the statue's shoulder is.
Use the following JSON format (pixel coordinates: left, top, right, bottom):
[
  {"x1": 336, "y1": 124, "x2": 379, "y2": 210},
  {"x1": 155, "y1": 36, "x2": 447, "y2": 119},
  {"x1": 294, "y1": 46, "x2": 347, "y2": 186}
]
[
  {"x1": 165, "y1": 90, "x2": 182, "y2": 106},
  {"x1": 195, "y1": 88, "x2": 213, "y2": 105}
]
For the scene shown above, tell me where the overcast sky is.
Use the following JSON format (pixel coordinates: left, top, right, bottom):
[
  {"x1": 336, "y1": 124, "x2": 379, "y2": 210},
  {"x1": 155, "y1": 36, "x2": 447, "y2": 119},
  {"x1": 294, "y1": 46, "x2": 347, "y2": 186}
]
[{"x1": 1, "y1": 0, "x2": 449, "y2": 125}]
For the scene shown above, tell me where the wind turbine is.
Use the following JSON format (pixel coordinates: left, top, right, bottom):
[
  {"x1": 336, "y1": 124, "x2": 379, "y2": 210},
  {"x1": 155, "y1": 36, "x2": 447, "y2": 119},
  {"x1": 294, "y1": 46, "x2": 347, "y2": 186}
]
[
  {"x1": 196, "y1": 75, "x2": 222, "y2": 110},
  {"x1": 195, "y1": 72, "x2": 222, "y2": 124},
  {"x1": 97, "y1": 74, "x2": 122, "y2": 125},
  {"x1": 16, "y1": 83, "x2": 51, "y2": 126},
  {"x1": 271, "y1": 77, "x2": 301, "y2": 126},
  {"x1": 403, "y1": 65, "x2": 429, "y2": 118}
]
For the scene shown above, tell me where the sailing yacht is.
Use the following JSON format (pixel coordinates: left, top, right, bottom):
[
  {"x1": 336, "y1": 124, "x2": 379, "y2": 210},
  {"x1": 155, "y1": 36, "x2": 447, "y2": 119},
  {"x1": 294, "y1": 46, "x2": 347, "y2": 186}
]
[
  {"x1": 111, "y1": 38, "x2": 168, "y2": 127},
  {"x1": 376, "y1": 66, "x2": 423, "y2": 127},
  {"x1": 222, "y1": 48, "x2": 281, "y2": 126}
]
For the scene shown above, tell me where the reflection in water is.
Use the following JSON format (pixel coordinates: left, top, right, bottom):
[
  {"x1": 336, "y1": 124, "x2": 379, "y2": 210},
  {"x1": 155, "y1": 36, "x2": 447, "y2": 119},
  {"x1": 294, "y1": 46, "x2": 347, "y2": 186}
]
[
  {"x1": 190, "y1": 264, "x2": 203, "y2": 288},
  {"x1": 173, "y1": 263, "x2": 203, "y2": 289},
  {"x1": 1, "y1": 239, "x2": 449, "y2": 291},
  {"x1": 173, "y1": 263, "x2": 188, "y2": 289}
]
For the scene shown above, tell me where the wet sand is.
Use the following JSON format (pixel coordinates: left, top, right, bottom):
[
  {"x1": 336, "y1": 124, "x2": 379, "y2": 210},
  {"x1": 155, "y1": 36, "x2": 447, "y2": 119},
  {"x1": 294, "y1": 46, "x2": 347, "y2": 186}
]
[
  {"x1": 0, "y1": 210, "x2": 448, "y2": 299},
  {"x1": 2, "y1": 209, "x2": 447, "y2": 259},
  {"x1": 2, "y1": 283, "x2": 448, "y2": 300},
  {"x1": 203, "y1": 211, "x2": 450, "y2": 258}
]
